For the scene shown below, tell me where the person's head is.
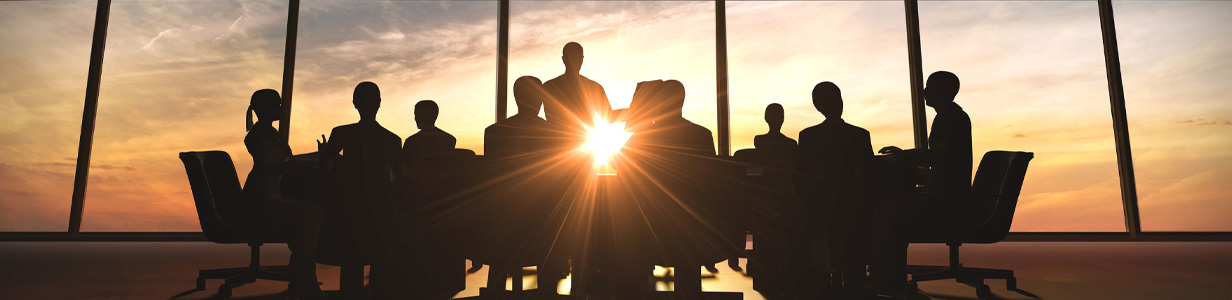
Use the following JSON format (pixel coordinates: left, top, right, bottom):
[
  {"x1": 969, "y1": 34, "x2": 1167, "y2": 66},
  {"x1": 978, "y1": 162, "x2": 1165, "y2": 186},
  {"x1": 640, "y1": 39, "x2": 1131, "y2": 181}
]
[
  {"x1": 353, "y1": 81, "x2": 382, "y2": 120},
  {"x1": 661, "y1": 80, "x2": 686, "y2": 118},
  {"x1": 512, "y1": 76, "x2": 544, "y2": 116},
  {"x1": 924, "y1": 71, "x2": 960, "y2": 107},
  {"x1": 247, "y1": 89, "x2": 282, "y2": 131},
  {"x1": 811, "y1": 81, "x2": 843, "y2": 119},
  {"x1": 765, "y1": 103, "x2": 784, "y2": 132},
  {"x1": 415, "y1": 100, "x2": 440, "y2": 129},
  {"x1": 562, "y1": 42, "x2": 584, "y2": 74}
]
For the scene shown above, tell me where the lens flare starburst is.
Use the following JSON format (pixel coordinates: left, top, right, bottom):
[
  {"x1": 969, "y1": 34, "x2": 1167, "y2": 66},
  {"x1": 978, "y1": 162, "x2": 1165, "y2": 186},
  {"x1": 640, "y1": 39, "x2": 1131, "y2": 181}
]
[{"x1": 582, "y1": 114, "x2": 633, "y2": 166}]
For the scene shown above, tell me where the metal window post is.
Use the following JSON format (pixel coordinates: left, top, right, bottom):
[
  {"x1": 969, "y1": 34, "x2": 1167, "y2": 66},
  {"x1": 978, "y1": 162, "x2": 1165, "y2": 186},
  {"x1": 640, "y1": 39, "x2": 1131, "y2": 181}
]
[
  {"x1": 904, "y1": 0, "x2": 927, "y2": 149},
  {"x1": 716, "y1": 0, "x2": 731, "y2": 156},
  {"x1": 497, "y1": 0, "x2": 510, "y2": 122},
  {"x1": 68, "y1": 0, "x2": 113, "y2": 233},
  {"x1": 1097, "y1": 0, "x2": 1142, "y2": 236},
  {"x1": 279, "y1": 0, "x2": 301, "y2": 141}
]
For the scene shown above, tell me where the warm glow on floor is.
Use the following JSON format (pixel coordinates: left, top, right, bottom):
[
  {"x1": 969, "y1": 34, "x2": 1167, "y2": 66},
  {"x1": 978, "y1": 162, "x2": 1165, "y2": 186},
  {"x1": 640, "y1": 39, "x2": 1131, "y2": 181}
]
[{"x1": 583, "y1": 115, "x2": 633, "y2": 166}]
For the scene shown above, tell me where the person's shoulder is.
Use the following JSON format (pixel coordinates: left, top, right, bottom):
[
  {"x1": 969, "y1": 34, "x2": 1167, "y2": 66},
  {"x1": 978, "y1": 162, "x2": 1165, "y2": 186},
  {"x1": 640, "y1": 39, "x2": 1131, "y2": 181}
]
[{"x1": 800, "y1": 124, "x2": 824, "y2": 135}]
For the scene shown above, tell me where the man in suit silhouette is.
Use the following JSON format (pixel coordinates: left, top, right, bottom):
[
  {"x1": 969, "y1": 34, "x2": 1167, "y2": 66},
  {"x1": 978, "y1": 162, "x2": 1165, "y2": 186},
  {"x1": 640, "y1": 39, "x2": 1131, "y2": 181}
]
[
  {"x1": 542, "y1": 42, "x2": 626, "y2": 140},
  {"x1": 482, "y1": 76, "x2": 566, "y2": 292},
  {"x1": 796, "y1": 81, "x2": 873, "y2": 298},
  {"x1": 621, "y1": 80, "x2": 719, "y2": 293},
  {"x1": 315, "y1": 81, "x2": 403, "y2": 298},
  {"x1": 403, "y1": 100, "x2": 457, "y2": 163},
  {"x1": 870, "y1": 71, "x2": 973, "y2": 293}
]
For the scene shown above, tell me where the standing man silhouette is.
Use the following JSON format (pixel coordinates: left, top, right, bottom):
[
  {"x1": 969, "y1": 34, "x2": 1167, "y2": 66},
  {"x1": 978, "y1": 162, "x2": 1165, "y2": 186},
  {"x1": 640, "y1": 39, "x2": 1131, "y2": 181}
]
[
  {"x1": 796, "y1": 82, "x2": 873, "y2": 298},
  {"x1": 315, "y1": 81, "x2": 403, "y2": 298},
  {"x1": 870, "y1": 71, "x2": 972, "y2": 294},
  {"x1": 542, "y1": 42, "x2": 626, "y2": 138}
]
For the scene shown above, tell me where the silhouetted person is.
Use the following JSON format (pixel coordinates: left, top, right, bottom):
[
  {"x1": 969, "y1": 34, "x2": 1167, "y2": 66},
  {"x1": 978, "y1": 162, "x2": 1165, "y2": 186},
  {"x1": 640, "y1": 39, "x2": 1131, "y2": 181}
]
[
  {"x1": 482, "y1": 76, "x2": 563, "y2": 292},
  {"x1": 870, "y1": 71, "x2": 972, "y2": 293},
  {"x1": 750, "y1": 103, "x2": 804, "y2": 298},
  {"x1": 403, "y1": 100, "x2": 457, "y2": 165},
  {"x1": 315, "y1": 81, "x2": 403, "y2": 298},
  {"x1": 796, "y1": 82, "x2": 873, "y2": 298},
  {"x1": 621, "y1": 80, "x2": 720, "y2": 293},
  {"x1": 543, "y1": 42, "x2": 627, "y2": 140},
  {"x1": 242, "y1": 89, "x2": 326, "y2": 299}
]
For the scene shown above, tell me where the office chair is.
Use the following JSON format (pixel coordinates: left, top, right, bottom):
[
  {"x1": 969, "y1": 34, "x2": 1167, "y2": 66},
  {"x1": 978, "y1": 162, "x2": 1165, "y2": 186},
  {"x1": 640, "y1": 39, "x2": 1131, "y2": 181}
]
[
  {"x1": 179, "y1": 151, "x2": 291, "y2": 299},
  {"x1": 905, "y1": 151, "x2": 1034, "y2": 299}
]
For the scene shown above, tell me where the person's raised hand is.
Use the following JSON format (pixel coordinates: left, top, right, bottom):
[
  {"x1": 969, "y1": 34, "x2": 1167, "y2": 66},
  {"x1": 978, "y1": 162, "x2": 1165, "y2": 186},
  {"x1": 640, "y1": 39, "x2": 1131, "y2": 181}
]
[{"x1": 316, "y1": 134, "x2": 328, "y2": 153}]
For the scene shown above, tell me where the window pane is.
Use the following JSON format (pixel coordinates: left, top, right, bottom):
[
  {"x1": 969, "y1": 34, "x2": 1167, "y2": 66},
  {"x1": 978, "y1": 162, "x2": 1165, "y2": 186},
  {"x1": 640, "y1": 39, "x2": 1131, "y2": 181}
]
[
  {"x1": 0, "y1": 1, "x2": 96, "y2": 231},
  {"x1": 85, "y1": 0, "x2": 288, "y2": 231},
  {"x1": 291, "y1": 0, "x2": 497, "y2": 154},
  {"x1": 508, "y1": 1, "x2": 718, "y2": 142},
  {"x1": 726, "y1": 1, "x2": 913, "y2": 154},
  {"x1": 920, "y1": 1, "x2": 1124, "y2": 231},
  {"x1": 1117, "y1": 1, "x2": 1232, "y2": 231}
]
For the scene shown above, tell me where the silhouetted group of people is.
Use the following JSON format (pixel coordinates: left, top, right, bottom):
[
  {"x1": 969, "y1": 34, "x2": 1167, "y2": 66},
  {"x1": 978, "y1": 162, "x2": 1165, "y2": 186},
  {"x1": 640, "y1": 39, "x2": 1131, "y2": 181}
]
[{"x1": 239, "y1": 41, "x2": 972, "y2": 300}]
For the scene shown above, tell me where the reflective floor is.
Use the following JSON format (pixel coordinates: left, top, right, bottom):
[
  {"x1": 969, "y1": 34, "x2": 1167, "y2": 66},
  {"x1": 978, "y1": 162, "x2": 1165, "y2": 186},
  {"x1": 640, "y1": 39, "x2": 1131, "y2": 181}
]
[{"x1": 0, "y1": 241, "x2": 1229, "y2": 299}]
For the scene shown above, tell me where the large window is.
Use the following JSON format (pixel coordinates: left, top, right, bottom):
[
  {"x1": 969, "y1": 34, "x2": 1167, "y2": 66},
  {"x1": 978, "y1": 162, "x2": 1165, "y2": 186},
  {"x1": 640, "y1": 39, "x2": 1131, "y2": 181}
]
[
  {"x1": 291, "y1": 0, "x2": 497, "y2": 154},
  {"x1": 920, "y1": 1, "x2": 1125, "y2": 231},
  {"x1": 1116, "y1": 1, "x2": 1232, "y2": 231},
  {"x1": 85, "y1": 0, "x2": 288, "y2": 231},
  {"x1": 725, "y1": 1, "x2": 914, "y2": 153},
  {"x1": 0, "y1": 0, "x2": 96, "y2": 231},
  {"x1": 508, "y1": 1, "x2": 718, "y2": 142}
]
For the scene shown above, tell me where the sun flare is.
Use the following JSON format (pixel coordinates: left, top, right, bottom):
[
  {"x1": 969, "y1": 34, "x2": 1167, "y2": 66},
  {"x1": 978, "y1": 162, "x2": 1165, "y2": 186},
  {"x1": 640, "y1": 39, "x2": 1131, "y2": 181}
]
[{"x1": 583, "y1": 114, "x2": 633, "y2": 166}]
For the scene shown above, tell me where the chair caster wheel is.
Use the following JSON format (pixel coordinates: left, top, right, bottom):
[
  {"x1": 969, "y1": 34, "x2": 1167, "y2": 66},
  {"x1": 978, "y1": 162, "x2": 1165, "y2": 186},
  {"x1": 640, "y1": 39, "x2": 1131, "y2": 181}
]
[
  {"x1": 976, "y1": 284, "x2": 992, "y2": 299},
  {"x1": 906, "y1": 281, "x2": 919, "y2": 293},
  {"x1": 1007, "y1": 278, "x2": 1017, "y2": 291},
  {"x1": 195, "y1": 278, "x2": 206, "y2": 291},
  {"x1": 217, "y1": 284, "x2": 233, "y2": 299}
]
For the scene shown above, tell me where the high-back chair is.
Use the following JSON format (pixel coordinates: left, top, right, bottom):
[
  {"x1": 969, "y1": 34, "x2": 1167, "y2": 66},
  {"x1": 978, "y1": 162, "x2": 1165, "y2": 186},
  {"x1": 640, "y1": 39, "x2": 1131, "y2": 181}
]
[
  {"x1": 179, "y1": 151, "x2": 290, "y2": 299},
  {"x1": 906, "y1": 151, "x2": 1034, "y2": 299}
]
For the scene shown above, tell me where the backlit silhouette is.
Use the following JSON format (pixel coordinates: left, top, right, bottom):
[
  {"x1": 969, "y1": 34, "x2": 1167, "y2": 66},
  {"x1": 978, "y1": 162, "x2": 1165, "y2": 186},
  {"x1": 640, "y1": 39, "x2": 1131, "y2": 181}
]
[
  {"x1": 242, "y1": 89, "x2": 326, "y2": 299},
  {"x1": 871, "y1": 71, "x2": 973, "y2": 294},
  {"x1": 796, "y1": 82, "x2": 874, "y2": 298}
]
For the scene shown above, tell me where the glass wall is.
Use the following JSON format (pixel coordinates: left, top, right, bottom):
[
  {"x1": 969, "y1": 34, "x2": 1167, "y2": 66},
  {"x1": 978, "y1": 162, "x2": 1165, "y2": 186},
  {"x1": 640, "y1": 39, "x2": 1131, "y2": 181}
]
[
  {"x1": 507, "y1": 1, "x2": 718, "y2": 142},
  {"x1": 1116, "y1": 1, "x2": 1232, "y2": 231},
  {"x1": 725, "y1": 1, "x2": 914, "y2": 153},
  {"x1": 291, "y1": 0, "x2": 497, "y2": 154},
  {"x1": 0, "y1": 0, "x2": 96, "y2": 231},
  {"x1": 919, "y1": 1, "x2": 1125, "y2": 231},
  {"x1": 85, "y1": 0, "x2": 288, "y2": 231}
]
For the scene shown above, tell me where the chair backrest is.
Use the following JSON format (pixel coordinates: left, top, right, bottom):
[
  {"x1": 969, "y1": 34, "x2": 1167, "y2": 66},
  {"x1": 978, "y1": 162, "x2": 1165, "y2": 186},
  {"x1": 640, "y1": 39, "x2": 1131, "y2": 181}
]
[
  {"x1": 965, "y1": 151, "x2": 1034, "y2": 243},
  {"x1": 179, "y1": 151, "x2": 260, "y2": 242}
]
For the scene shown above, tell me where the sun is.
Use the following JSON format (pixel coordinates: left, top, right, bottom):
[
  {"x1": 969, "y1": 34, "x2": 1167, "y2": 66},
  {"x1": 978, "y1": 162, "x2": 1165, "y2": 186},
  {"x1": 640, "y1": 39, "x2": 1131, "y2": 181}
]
[{"x1": 583, "y1": 114, "x2": 633, "y2": 166}]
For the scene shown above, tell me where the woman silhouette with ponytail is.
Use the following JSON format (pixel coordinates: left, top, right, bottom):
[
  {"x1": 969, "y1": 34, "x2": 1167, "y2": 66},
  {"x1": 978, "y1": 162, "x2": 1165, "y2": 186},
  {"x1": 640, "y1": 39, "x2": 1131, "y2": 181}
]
[{"x1": 243, "y1": 89, "x2": 326, "y2": 299}]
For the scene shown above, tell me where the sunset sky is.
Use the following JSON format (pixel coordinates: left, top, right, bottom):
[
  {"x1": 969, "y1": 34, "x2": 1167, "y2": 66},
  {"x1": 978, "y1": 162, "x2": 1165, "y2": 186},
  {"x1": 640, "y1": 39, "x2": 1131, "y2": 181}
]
[{"x1": 0, "y1": 0, "x2": 1228, "y2": 232}]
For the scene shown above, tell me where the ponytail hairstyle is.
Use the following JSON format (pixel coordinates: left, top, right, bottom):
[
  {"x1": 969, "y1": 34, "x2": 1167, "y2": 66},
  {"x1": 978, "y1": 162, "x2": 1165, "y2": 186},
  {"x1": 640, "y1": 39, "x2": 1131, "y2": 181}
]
[{"x1": 247, "y1": 89, "x2": 282, "y2": 132}]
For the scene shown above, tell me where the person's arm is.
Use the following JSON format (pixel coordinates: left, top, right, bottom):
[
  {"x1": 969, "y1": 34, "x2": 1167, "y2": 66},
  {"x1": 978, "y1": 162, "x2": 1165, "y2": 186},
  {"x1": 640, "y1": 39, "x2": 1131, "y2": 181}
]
[{"x1": 317, "y1": 127, "x2": 344, "y2": 170}]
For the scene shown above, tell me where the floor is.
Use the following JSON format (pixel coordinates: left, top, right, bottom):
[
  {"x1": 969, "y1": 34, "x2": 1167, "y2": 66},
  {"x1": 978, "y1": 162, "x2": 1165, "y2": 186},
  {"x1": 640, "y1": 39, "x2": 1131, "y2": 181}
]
[{"x1": 0, "y1": 241, "x2": 1229, "y2": 299}]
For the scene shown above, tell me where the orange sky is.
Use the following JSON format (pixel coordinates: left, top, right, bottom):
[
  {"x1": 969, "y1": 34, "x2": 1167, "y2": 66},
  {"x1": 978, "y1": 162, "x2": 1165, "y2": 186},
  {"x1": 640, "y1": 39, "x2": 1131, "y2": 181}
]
[{"x1": 0, "y1": 1, "x2": 1229, "y2": 232}]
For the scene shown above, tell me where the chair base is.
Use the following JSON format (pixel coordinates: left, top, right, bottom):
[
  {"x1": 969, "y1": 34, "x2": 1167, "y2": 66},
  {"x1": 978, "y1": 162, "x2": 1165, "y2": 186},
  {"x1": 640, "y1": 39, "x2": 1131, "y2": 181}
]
[
  {"x1": 188, "y1": 244, "x2": 292, "y2": 299},
  {"x1": 905, "y1": 244, "x2": 1016, "y2": 299}
]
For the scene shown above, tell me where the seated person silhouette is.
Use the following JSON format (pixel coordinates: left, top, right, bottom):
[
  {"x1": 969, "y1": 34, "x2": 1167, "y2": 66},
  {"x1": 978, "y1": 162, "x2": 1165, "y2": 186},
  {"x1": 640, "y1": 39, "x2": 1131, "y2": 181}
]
[
  {"x1": 403, "y1": 100, "x2": 457, "y2": 166},
  {"x1": 481, "y1": 76, "x2": 562, "y2": 292},
  {"x1": 242, "y1": 89, "x2": 326, "y2": 299},
  {"x1": 620, "y1": 80, "x2": 720, "y2": 293},
  {"x1": 795, "y1": 82, "x2": 874, "y2": 298},
  {"x1": 315, "y1": 81, "x2": 403, "y2": 297},
  {"x1": 869, "y1": 71, "x2": 972, "y2": 293},
  {"x1": 749, "y1": 103, "x2": 806, "y2": 297}
]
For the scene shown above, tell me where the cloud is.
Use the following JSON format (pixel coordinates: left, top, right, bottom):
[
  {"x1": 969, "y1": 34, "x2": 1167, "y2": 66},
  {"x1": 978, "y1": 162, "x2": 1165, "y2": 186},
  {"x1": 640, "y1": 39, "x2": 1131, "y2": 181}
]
[
  {"x1": 141, "y1": 28, "x2": 182, "y2": 50},
  {"x1": 1177, "y1": 118, "x2": 1232, "y2": 126}
]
